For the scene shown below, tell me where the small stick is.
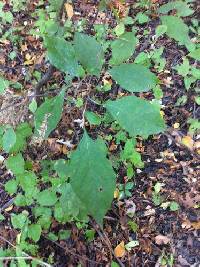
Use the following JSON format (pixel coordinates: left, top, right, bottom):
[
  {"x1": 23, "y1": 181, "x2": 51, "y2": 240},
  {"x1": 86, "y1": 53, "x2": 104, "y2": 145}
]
[{"x1": 90, "y1": 220, "x2": 125, "y2": 267}]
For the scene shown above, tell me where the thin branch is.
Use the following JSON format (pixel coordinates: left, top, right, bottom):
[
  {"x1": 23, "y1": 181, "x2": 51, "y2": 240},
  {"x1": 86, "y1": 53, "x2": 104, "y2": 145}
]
[
  {"x1": 90, "y1": 220, "x2": 125, "y2": 267},
  {"x1": 42, "y1": 235, "x2": 100, "y2": 264},
  {"x1": 34, "y1": 65, "x2": 55, "y2": 105}
]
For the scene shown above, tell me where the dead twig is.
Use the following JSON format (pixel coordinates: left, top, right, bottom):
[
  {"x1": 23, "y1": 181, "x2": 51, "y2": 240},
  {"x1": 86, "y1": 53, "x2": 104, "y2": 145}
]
[
  {"x1": 42, "y1": 235, "x2": 100, "y2": 265},
  {"x1": 90, "y1": 220, "x2": 125, "y2": 267},
  {"x1": 34, "y1": 65, "x2": 55, "y2": 105}
]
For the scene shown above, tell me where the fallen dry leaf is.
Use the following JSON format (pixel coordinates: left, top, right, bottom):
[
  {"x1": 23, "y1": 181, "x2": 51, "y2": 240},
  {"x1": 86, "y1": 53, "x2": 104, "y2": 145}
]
[
  {"x1": 5, "y1": 205, "x2": 13, "y2": 212},
  {"x1": 155, "y1": 235, "x2": 170, "y2": 245},
  {"x1": 182, "y1": 136, "x2": 194, "y2": 150},
  {"x1": 173, "y1": 122, "x2": 180, "y2": 129},
  {"x1": 114, "y1": 241, "x2": 126, "y2": 258},
  {"x1": 191, "y1": 222, "x2": 200, "y2": 230},
  {"x1": 114, "y1": 188, "x2": 119, "y2": 199},
  {"x1": 65, "y1": 3, "x2": 73, "y2": 19}
]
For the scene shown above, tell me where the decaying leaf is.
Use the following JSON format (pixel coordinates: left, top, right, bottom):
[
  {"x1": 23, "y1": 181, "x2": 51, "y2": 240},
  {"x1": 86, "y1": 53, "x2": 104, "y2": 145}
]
[
  {"x1": 182, "y1": 135, "x2": 194, "y2": 150},
  {"x1": 155, "y1": 235, "x2": 170, "y2": 245},
  {"x1": 114, "y1": 241, "x2": 126, "y2": 258},
  {"x1": 64, "y1": 3, "x2": 73, "y2": 19}
]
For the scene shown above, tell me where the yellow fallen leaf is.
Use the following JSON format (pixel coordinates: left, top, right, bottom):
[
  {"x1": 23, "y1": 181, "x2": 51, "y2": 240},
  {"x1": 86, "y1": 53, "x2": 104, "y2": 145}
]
[
  {"x1": 114, "y1": 241, "x2": 125, "y2": 258},
  {"x1": 182, "y1": 136, "x2": 194, "y2": 150},
  {"x1": 65, "y1": 3, "x2": 73, "y2": 19},
  {"x1": 114, "y1": 188, "x2": 119, "y2": 199},
  {"x1": 160, "y1": 110, "x2": 164, "y2": 118},
  {"x1": 173, "y1": 122, "x2": 180, "y2": 129},
  {"x1": 5, "y1": 205, "x2": 13, "y2": 212},
  {"x1": 191, "y1": 222, "x2": 200, "y2": 230},
  {"x1": 24, "y1": 53, "x2": 35, "y2": 65}
]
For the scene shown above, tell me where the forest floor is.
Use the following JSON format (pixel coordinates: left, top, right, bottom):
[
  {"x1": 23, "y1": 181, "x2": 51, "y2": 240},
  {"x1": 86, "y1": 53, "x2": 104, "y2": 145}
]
[{"x1": 0, "y1": 1, "x2": 200, "y2": 266}]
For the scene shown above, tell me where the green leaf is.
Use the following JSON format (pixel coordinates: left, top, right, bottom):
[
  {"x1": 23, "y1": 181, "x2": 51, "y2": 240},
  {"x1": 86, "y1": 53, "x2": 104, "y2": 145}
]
[
  {"x1": 74, "y1": 33, "x2": 104, "y2": 76},
  {"x1": 105, "y1": 96, "x2": 165, "y2": 137},
  {"x1": 125, "y1": 240, "x2": 139, "y2": 250},
  {"x1": 45, "y1": 36, "x2": 79, "y2": 76},
  {"x1": 29, "y1": 99, "x2": 37, "y2": 113},
  {"x1": 34, "y1": 89, "x2": 65, "y2": 139},
  {"x1": 28, "y1": 224, "x2": 42, "y2": 242},
  {"x1": 3, "y1": 127, "x2": 16, "y2": 153},
  {"x1": 54, "y1": 159, "x2": 69, "y2": 178},
  {"x1": 69, "y1": 132, "x2": 116, "y2": 224},
  {"x1": 188, "y1": 48, "x2": 200, "y2": 60},
  {"x1": 19, "y1": 172, "x2": 37, "y2": 194},
  {"x1": 58, "y1": 229, "x2": 71, "y2": 240},
  {"x1": 60, "y1": 183, "x2": 82, "y2": 219},
  {"x1": 114, "y1": 23, "x2": 125, "y2": 36},
  {"x1": 10, "y1": 123, "x2": 32, "y2": 153},
  {"x1": 110, "y1": 32, "x2": 137, "y2": 65},
  {"x1": 11, "y1": 213, "x2": 28, "y2": 229},
  {"x1": 6, "y1": 154, "x2": 25, "y2": 175},
  {"x1": 0, "y1": 77, "x2": 9, "y2": 94},
  {"x1": 36, "y1": 189, "x2": 58, "y2": 206},
  {"x1": 5, "y1": 179, "x2": 18, "y2": 194},
  {"x1": 161, "y1": 16, "x2": 195, "y2": 51},
  {"x1": 155, "y1": 25, "x2": 167, "y2": 38},
  {"x1": 0, "y1": 214, "x2": 5, "y2": 222},
  {"x1": 109, "y1": 63, "x2": 157, "y2": 92},
  {"x1": 85, "y1": 111, "x2": 101, "y2": 125},
  {"x1": 111, "y1": 262, "x2": 120, "y2": 267},
  {"x1": 159, "y1": 1, "x2": 194, "y2": 17},
  {"x1": 170, "y1": 201, "x2": 180, "y2": 211},
  {"x1": 175, "y1": 58, "x2": 190, "y2": 76},
  {"x1": 135, "y1": 12, "x2": 149, "y2": 24}
]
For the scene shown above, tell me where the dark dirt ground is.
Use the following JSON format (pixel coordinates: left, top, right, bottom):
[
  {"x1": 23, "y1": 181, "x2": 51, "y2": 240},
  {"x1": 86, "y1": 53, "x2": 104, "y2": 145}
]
[{"x1": 0, "y1": 1, "x2": 200, "y2": 266}]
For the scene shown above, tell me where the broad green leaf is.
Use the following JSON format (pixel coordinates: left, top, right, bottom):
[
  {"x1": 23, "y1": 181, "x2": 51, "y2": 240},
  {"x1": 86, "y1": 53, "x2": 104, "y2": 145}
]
[
  {"x1": 10, "y1": 123, "x2": 32, "y2": 153},
  {"x1": 58, "y1": 229, "x2": 71, "y2": 240},
  {"x1": 109, "y1": 63, "x2": 157, "y2": 92},
  {"x1": 175, "y1": 58, "x2": 190, "y2": 76},
  {"x1": 59, "y1": 183, "x2": 82, "y2": 219},
  {"x1": 28, "y1": 224, "x2": 42, "y2": 242},
  {"x1": 54, "y1": 159, "x2": 69, "y2": 178},
  {"x1": 3, "y1": 127, "x2": 16, "y2": 153},
  {"x1": 105, "y1": 96, "x2": 165, "y2": 137},
  {"x1": 135, "y1": 12, "x2": 149, "y2": 24},
  {"x1": 45, "y1": 36, "x2": 79, "y2": 76},
  {"x1": 36, "y1": 189, "x2": 58, "y2": 206},
  {"x1": 188, "y1": 48, "x2": 200, "y2": 60},
  {"x1": 74, "y1": 33, "x2": 104, "y2": 76},
  {"x1": 85, "y1": 111, "x2": 101, "y2": 125},
  {"x1": 5, "y1": 179, "x2": 18, "y2": 194},
  {"x1": 114, "y1": 23, "x2": 125, "y2": 36},
  {"x1": 110, "y1": 32, "x2": 137, "y2": 65},
  {"x1": 6, "y1": 154, "x2": 25, "y2": 175},
  {"x1": 34, "y1": 89, "x2": 65, "y2": 139},
  {"x1": 19, "y1": 172, "x2": 37, "y2": 195},
  {"x1": 69, "y1": 132, "x2": 116, "y2": 224},
  {"x1": 155, "y1": 25, "x2": 167, "y2": 38},
  {"x1": 161, "y1": 16, "x2": 195, "y2": 51},
  {"x1": 11, "y1": 213, "x2": 28, "y2": 229},
  {"x1": 159, "y1": 1, "x2": 194, "y2": 17},
  {"x1": 0, "y1": 77, "x2": 9, "y2": 94}
]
